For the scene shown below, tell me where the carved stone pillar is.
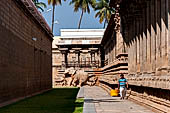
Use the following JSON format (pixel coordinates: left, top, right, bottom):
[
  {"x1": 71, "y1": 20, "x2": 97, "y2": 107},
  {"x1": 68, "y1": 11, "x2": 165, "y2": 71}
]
[
  {"x1": 168, "y1": 0, "x2": 170, "y2": 66},
  {"x1": 90, "y1": 51, "x2": 95, "y2": 63},
  {"x1": 161, "y1": 0, "x2": 166, "y2": 62},
  {"x1": 150, "y1": 0, "x2": 156, "y2": 73},
  {"x1": 146, "y1": 1, "x2": 150, "y2": 73},
  {"x1": 74, "y1": 50, "x2": 80, "y2": 67},
  {"x1": 89, "y1": 48, "x2": 98, "y2": 64},
  {"x1": 61, "y1": 50, "x2": 68, "y2": 68},
  {"x1": 139, "y1": 11, "x2": 143, "y2": 73},
  {"x1": 136, "y1": 17, "x2": 140, "y2": 73},
  {"x1": 59, "y1": 48, "x2": 68, "y2": 69},
  {"x1": 156, "y1": 0, "x2": 161, "y2": 70}
]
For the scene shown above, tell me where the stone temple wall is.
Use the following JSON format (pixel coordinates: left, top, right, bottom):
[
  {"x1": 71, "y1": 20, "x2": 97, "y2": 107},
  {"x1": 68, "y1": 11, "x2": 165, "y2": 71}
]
[
  {"x1": 124, "y1": 1, "x2": 170, "y2": 111},
  {"x1": 107, "y1": 0, "x2": 170, "y2": 112},
  {"x1": 125, "y1": 0, "x2": 170, "y2": 90},
  {"x1": 0, "y1": 0, "x2": 53, "y2": 105}
]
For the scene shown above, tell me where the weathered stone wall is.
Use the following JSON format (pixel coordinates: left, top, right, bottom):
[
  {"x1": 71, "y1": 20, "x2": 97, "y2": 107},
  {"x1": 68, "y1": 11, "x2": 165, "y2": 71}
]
[
  {"x1": 100, "y1": 0, "x2": 170, "y2": 111},
  {"x1": 125, "y1": 0, "x2": 170, "y2": 90},
  {"x1": 114, "y1": 0, "x2": 170, "y2": 112},
  {"x1": 0, "y1": 0, "x2": 52, "y2": 104}
]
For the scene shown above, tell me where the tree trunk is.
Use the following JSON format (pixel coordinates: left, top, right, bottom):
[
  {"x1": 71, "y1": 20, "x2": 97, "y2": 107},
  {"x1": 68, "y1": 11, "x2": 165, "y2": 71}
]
[
  {"x1": 78, "y1": 10, "x2": 84, "y2": 29},
  {"x1": 52, "y1": 5, "x2": 55, "y2": 33},
  {"x1": 103, "y1": 19, "x2": 106, "y2": 28}
]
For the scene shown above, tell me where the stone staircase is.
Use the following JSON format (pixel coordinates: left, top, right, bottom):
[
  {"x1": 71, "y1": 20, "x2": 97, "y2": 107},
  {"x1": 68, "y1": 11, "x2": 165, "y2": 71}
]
[{"x1": 53, "y1": 69, "x2": 65, "y2": 87}]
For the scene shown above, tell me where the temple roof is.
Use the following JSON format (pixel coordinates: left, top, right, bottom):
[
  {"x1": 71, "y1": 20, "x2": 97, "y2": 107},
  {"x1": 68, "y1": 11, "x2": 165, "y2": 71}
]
[{"x1": 53, "y1": 29, "x2": 104, "y2": 46}]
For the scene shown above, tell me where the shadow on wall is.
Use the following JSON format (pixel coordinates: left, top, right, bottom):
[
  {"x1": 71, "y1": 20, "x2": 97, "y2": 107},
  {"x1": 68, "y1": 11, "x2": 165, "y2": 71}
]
[
  {"x1": 120, "y1": 0, "x2": 168, "y2": 47},
  {"x1": 130, "y1": 85, "x2": 170, "y2": 100}
]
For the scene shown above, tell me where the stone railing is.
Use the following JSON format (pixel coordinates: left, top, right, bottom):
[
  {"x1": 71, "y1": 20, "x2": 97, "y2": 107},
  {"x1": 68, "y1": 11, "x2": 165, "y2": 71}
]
[{"x1": 61, "y1": 60, "x2": 100, "y2": 69}]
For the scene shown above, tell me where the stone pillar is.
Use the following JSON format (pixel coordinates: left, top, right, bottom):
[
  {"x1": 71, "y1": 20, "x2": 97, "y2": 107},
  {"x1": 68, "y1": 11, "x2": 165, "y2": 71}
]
[
  {"x1": 161, "y1": 0, "x2": 167, "y2": 66},
  {"x1": 134, "y1": 18, "x2": 137, "y2": 74},
  {"x1": 136, "y1": 18, "x2": 140, "y2": 73},
  {"x1": 146, "y1": 1, "x2": 151, "y2": 73},
  {"x1": 139, "y1": 10, "x2": 143, "y2": 73},
  {"x1": 155, "y1": 0, "x2": 161, "y2": 75},
  {"x1": 128, "y1": 24, "x2": 132, "y2": 74},
  {"x1": 95, "y1": 51, "x2": 98, "y2": 62},
  {"x1": 165, "y1": 0, "x2": 169, "y2": 66},
  {"x1": 61, "y1": 50, "x2": 68, "y2": 68},
  {"x1": 132, "y1": 18, "x2": 136, "y2": 74},
  {"x1": 143, "y1": 5, "x2": 147, "y2": 73},
  {"x1": 90, "y1": 51, "x2": 95, "y2": 63},
  {"x1": 151, "y1": 0, "x2": 156, "y2": 72},
  {"x1": 74, "y1": 50, "x2": 80, "y2": 67},
  {"x1": 168, "y1": 0, "x2": 170, "y2": 66},
  {"x1": 100, "y1": 46, "x2": 105, "y2": 67}
]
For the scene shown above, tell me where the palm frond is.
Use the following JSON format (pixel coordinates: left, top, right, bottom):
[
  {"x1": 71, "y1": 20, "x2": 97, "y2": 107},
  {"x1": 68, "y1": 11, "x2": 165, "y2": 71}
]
[
  {"x1": 48, "y1": 0, "x2": 66, "y2": 6},
  {"x1": 69, "y1": 0, "x2": 95, "y2": 28},
  {"x1": 36, "y1": 5, "x2": 44, "y2": 12},
  {"x1": 36, "y1": 2, "x2": 47, "y2": 8},
  {"x1": 32, "y1": 0, "x2": 46, "y2": 12},
  {"x1": 94, "y1": 0, "x2": 115, "y2": 25}
]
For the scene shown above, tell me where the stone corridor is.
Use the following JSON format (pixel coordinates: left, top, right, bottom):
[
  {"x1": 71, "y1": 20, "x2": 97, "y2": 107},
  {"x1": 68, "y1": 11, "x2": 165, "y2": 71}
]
[{"x1": 79, "y1": 86, "x2": 155, "y2": 113}]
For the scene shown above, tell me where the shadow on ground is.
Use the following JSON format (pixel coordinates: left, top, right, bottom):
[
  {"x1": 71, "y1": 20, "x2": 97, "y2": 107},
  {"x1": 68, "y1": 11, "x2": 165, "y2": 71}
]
[
  {"x1": 84, "y1": 98, "x2": 121, "y2": 103},
  {"x1": 0, "y1": 88, "x2": 82, "y2": 113}
]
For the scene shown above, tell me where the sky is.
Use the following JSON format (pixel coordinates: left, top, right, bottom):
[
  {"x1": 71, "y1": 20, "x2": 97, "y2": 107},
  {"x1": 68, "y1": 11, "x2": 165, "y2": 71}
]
[{"x1": 40, "y1": 0, "x2": 104, "y2": 36}]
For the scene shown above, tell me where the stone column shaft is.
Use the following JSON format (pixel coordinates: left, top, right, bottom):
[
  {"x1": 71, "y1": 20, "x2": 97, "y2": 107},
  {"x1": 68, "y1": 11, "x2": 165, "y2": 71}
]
[
  {"x1": 136, "y1": 18, "x2": 140, "y2": 73},
  {"x1": 161, "y1": 0, "x2": 167, "y2": 66},
  {"x1": 155, "y1": 0, "x2": 161, "y2": 70},
  {"x1": 61, "y1": 50, "x2": 68, "y2": 68},
  {"x1": 143, "y1": 6, "x2": 147, "y2": 73},
  {"x1": 151, "y1": 0, "x2": 156, "y2": 72},
  {"x1": 146, "y1": 1, "x2": 151, "y2": 73},
  {"x1": 139, "y1": 13, "x2": 143, "y2": 73},
  {"x1": 168, "y1": 0, "x2": 170, "y2": 66}
]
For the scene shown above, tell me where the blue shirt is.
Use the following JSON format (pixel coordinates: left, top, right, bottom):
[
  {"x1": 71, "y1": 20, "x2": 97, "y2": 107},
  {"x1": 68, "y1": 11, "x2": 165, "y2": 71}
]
[{"x1": 119, "y1": 78, "x2": 127, "y2": 88}]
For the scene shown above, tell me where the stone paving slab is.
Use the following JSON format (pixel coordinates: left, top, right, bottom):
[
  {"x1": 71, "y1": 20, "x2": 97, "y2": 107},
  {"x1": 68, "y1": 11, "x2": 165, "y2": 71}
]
[
  {"x1": 77, "y1": 87, "x2": 84, "y2": 98},
  {"x1": 82, "y1": 86, "x2": 155, "y2": 113},
  {"x1": 83, "y1": 98, "x2": 96, "y2": 113}
]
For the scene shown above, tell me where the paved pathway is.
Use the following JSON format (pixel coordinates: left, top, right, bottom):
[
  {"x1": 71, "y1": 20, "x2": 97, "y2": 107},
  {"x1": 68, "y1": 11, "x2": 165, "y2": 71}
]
[{"x1": 80, "y1": 86, "x2": 155, "y2": 113}]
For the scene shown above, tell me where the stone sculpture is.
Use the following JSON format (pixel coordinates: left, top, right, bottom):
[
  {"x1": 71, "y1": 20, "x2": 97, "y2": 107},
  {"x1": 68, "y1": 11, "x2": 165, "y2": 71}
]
[{"x1": 64, "y1": 68, "x2": 97, "y2": 87}]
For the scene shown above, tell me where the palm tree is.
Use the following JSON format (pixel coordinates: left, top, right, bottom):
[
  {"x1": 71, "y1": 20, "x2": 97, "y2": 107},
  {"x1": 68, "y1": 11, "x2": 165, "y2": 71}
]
[
  {"x1": 69, "y1": 0, "x2": 96, "y2": 29},
  {"x1": 48, "y1": 0, "x2": 66, "y2": 33},
  {"x1": 32, "y1": 0, "x2": 47, "y2": 12},
  {"x1": 94, "y1": 0, "x2": 114, "y2": 28}
]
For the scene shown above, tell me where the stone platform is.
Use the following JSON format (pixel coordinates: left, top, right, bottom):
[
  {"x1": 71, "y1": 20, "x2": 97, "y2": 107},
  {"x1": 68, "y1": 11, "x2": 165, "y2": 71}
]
[{"x1": 79, "y1": 86, "x2": 155, "y2": 113}]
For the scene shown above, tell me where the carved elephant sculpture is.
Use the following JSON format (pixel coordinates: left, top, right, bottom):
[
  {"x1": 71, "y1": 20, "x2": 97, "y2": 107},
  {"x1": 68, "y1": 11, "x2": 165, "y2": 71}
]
[
  {"x1": 64, "y1": 67, "x2": 76, "y2": 86},
  {"x1": 64, "y1": 68, "x2": 97, "y2": 87}
]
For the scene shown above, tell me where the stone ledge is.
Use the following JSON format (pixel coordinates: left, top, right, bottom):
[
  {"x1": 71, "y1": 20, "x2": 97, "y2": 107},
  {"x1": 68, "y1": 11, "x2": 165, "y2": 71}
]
[
  {"x1": 129, "y1": 91, "x2": 170, "y2": 113},
  {"x1": 127, "y1": 75, "x2": 170, "y2": 89}
]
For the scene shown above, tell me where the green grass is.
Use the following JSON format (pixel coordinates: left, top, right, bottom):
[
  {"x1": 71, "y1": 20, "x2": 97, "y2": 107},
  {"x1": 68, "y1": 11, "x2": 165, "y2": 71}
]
[
  {"x1": 73, "y1": 99, "x2": 84, "y2": 113},
  {"x1": 0, "y1": 88, "x2": 84, "y2": 113}
]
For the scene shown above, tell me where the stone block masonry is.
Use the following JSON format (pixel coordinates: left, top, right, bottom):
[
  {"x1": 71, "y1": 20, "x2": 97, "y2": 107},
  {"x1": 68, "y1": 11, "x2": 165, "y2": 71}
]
[
  {"x1": 102, "y1": 0, "x2": 170, "y2": 112},
  {"x1": 0, "y1": 0, "x2": 53, "y2": 105}
]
